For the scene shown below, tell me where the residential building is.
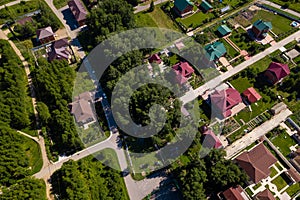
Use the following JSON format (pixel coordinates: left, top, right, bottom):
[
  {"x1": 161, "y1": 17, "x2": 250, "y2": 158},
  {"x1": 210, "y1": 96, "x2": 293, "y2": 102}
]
[
  {"x1": 149, "y1": 54, "x2": 162, "y2": 64},
  {"x1": 254, "y1": 189, "x2": 275, "y2": 200},
  {"x1": 235, "y1": 143, "x2": 277, "y2": 183},
  {"x1": 242, "y1": 87, "x2": 262, "y2": 104},
  {"x1": 70, "y1": 92, "x2": 96, "y2": 127},
  {"x1": 265, "y1": 62, "x2": 290, "y2": 84},
  {"x1": 16, "y1": 16, "x2": 33, "y2": 25},
  {"x1": 220, "y1": 185, "x2": 249, "y2": 200},
  {"x1": 36, "y1": 26, "x2": 55, "y2": 44},
  {"x1": 252, "y1": 19, "x2": 272, "y2": 39},
  {"x1": 205, "y1": 41, "x2": 227, "y2": 61},
  {"x1": 202, "y1": 129, "x2": 223, "y2": 149},
  {"x1": 217, "y1": 24, "x2": 232, "y2": 37},
  {"x1": 48, "y1": 38, "x2": 71, "y2": 62},
  {"x1": 173, "y1": 0, "x2": 194, "y2": 17},
  {"x1": 172, "y1": 62, "x2": 194, "y2": 84},
  {"x1": 200, "y1": 0, "x2": 213, "y2": 12},
  {"x1": 68, "y1": 0, "x2": 88, "y2": 26},
  {"x1": 270, "y1": 102, "x2": 287, "y2": 115},
  {"x1": 210, "y1": 88, "x2": 242, "y2": 118}
]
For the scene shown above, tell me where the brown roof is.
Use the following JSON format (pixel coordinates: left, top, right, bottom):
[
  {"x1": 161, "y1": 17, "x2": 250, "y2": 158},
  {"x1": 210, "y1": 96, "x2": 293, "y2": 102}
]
[
  {"x1": 222, "y1": 185, "x2": 245, "y2": 200},
  {"x1": 71, "y1": 92, "x2": 95, "y2": 124},
  {"x1": 48, "y1": 38, "x2": 70, "y2": 61},
  {"x1": 53, "y1": 38, "x2": 69, "y2": 49},
  {"x1": 16, "y1": 16, "x2": 33, "y2": 25},
  {"x1": 287, "y1": 168, "x2": 300, "y2": 183},
  {"x1": 68, "y1": 0, "x2": 88, "y2": 22},
  {"x1": 255, "y1": 189, "x2": 275, "y2": 200},
  {"x1": 36, "y1": 26, "x2": 54, "y2": 40},
  {"x1": 235, "y1": 143, "x2": 277, "y2": 183}
]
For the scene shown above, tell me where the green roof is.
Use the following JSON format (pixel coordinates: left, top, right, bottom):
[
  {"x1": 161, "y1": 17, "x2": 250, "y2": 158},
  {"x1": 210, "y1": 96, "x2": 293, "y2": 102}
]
[
  {"x1": 217, "y1": 25, "x2": 232, "y2": 36},
  {"x1": 200, "y1": 0, "x2": 213, "y2": 11},
  {"x1": 174, "y1": 0, "x2": 194, "y2": 12},
  {"x1": 205, "y1": 41, "x2": 227, "y2": 61},
  {"x1": 253, "y1": 19, "x2": 272, "y2": 31}
]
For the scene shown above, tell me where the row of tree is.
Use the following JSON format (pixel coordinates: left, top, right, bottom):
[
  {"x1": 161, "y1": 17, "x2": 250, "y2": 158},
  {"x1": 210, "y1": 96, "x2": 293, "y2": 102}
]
[{"x1": 0, "y1": 39, "x2": 31, "y2": 129}]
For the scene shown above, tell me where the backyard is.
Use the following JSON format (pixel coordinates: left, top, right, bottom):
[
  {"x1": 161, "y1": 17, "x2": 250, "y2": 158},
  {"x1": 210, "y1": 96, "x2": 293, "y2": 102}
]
[
  {"x1": 220, "y1": 38, "x2": 239, "y2": 59},
  {"x1": 270, "y1": 130, "x2": 297, "y2": 157},
  {"x1": 176, "y1": 11, "x2": 214, "y2": 30},
  {"x1": 251, "y1": 10, "x2": 293, "y2": 35},
  {"x1": 271, "y1": 173, "x2": 289, "y2": 191}
]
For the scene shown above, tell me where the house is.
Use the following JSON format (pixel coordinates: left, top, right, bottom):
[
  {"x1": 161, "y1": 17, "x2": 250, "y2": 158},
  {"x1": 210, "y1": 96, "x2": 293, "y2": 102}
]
[
  {"x1": 173, "y1": 0, "x2": 194, "y2": 17},
  {"x1": 48, "y1": 38, "x2": 71, "y2": 62},
  {"x1": 16, "y1": 16, "x2": 33, "y2": 26},
  {"x1": 172, "y1": 62, "x2": 194, "y2": 78},
  {"x1": 252, "y1": 19, "x2": 272, "y2": 39},
  {"x1": 242, "y1": 87, "x2": 262, "y2": 104},
  {"x1": 205, "y1": 41, "x2": 227, "y2": 61},
  {"x1": 235, "y1": 143, "x2": 277, "y2": 183},
  {"x1": 149, "y1": 54, "x2": 162, "y2": 64},
  {"x1": 254, "y1": 189, "x2": 275, "y2": 200},
  {"x1": 36, "y1": 26, "x2": 55, "y2": 44},
  {"x1": 270, "y1": 102, "x2": 287, "y2": 115},
  {"x1": 265, "y1": 62, "x2": 290, "y2": 84},
  {"x1": 221, "y1": 185, "x2": 249, "y2": 200},
  {"x1": 210, "y1": 88, "x2": 242, "y2": 118},
  {"x1": 200, "y1": 0, "x2": 213, "y2": 12},
  {"x1": 217, "y1": 24, "x2": 232, "y2": 37},
  {"x1": 202, "y1": 129, "x2": 223, "y2": 149},
  {"x1": 68, "y1": 0, "x2": 88, "y2": 26},
  {"x1": 70, "y1": 92, "x2": 96, "y2": 126}
]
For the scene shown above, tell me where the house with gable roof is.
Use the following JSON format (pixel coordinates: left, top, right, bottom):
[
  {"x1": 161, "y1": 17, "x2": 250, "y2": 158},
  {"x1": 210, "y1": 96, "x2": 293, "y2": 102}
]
[
  {"x1": 68, "y1": 0, "x2": 88, "y2": 26},
  {"x1": 36, "y1": 26, "x2": 55, "y2": 44},
  {"x1": 242, "y1": 87, "x2": 262, "y2": 104},
  {"x1": 254, "y1": 189, "x2": 276, "y2": 200},
  {"x1": 220, "y1": 185, "x2": 249, "y2": 200},
  {"x1": 173, "y1": 0, "x2": 194, "y2": 17},
  {"x1": 48, "y1": 38, "x2": 71, "y2": 62},
  {"x1": 264, "y1": 62, "x2": 290, "y2": 84},
  {"x1": 200, "y1": 0, "x2": 213, "y2": 12},
  {"x1": 205, "y1": 41, "x2": 227, "y2": 61},
  {"x1": 252, "y1": 19, "x2": 272, "y2": 39}
]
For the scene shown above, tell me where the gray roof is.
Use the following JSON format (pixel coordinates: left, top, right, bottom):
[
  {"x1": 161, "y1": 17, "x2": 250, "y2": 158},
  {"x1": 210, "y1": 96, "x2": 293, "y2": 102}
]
[
  {"x1": 36, "y1": 26, "x2": 54, "y2": 40},
  {"x1": 68, "y1": 0, "x2": 88, "y2": 22},
  {"x1": 71, "y1": 92, "x2": 95, "y2": 124}
]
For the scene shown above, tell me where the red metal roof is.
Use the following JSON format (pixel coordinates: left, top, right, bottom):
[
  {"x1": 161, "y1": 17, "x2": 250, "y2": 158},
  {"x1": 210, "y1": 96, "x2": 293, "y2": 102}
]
[
  {"x1": 210, "y1": 88, "x2": 242, "y2": 117},
  {"x1": 243, "y1": 87, "x2": 262, "y2": 103},
  {"x1": 267, "y1": 62, "x2": 290, "y2": 82},
  {"x1": 149, "y1": 54, "x2": 162, "y2": 64},
  {"x1": 222, "y1": 185, "x2": 244, "y2": 200},
  {"x1": 172, "y1": 62, "x2": 194, "y2": 78},
  {"x1": 203, "y1": 130, "x2": 223, "y2": 149},
  {"x1": 236, "y1": 143, "x2": 277, "y2": 183}
]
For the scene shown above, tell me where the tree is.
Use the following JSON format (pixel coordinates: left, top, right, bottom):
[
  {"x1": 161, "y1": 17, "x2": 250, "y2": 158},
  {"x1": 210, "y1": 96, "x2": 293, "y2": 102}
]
[
  {"x1": 36, "y1": 102, "x2": 51, "y2": 125},
  {"x1": 149, "y1": 0, "x2": 155, "y2": 12},
  {"x1": 194, "y1": 34, "x2": 209, "y2": 45}
]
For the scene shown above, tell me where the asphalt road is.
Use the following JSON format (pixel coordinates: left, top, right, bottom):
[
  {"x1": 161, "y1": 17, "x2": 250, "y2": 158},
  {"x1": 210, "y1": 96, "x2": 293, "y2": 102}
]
[
  {"x1": 225, "y1": 108, "x2": 293, "y2": 159},
  {"x1": 134, "y1": 0, "x2": 169, "y2": 14},
  {"x1": 180, "y1": 29, "x2": 300, "y2": 105}
]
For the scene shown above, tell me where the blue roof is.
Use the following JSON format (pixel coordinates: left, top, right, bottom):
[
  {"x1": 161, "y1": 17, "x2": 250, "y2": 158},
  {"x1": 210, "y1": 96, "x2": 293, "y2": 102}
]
[
  {"x1": 253, "y1": 19, "x2": 272, "y2": 31},
  {"x1": 205, "y1": 41, "x2": 227, "y2": 61},
  {"x1": 200, "y1": 0, "x2": 213, "y2": 11}
]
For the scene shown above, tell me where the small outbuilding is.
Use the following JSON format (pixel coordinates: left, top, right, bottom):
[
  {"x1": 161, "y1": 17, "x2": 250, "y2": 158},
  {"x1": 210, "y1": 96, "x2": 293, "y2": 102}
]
[
  {"x1": 242, "y1": 87, "x2": 262, "y2": 104},
  {"x1": 36, "y1": 26, "x2": 55, "y2": 44},
  {"x1": 217, "y1": 24, "x2": 232, "y2": 37},
  {"x1": 200, "y1": 0, "x2": 213, "y2": 12}
]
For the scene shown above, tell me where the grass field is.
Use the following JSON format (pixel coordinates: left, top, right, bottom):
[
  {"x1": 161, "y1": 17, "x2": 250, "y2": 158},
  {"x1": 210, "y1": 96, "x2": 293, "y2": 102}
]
[
  {"x1": 271, "y1": 174, "x2": 289, "y2": 191},
  {"x1": 220, "y1": 38, "x2": 239, "y2": 59},
  {"x1": 0, "y1": 0, "x2": 15, "y2": 6},
  {"x1": 270, "y1": 166, "x2": 278, "y2": 178},
  {"x1": 95, "y1": 148, "x2": 121, "y2": 171},
  {"x1": 176, "y1": 11, "x2": 214, "y2": 29},
  {"x1": 285, "y1": 183, "x2": 300, "y2": 197},
  {"x1": 136, "y1": 6, "x2": 179, "y2": 30},
  {"x1": 251, "y1": 10, "x2": 293, "y2": 35},
  {"x1": 21, "y1": 135, "x2": 43, "y2": 174},
  {"x1": 270, "y1": 130, "x2": 297, "y2": 157}
]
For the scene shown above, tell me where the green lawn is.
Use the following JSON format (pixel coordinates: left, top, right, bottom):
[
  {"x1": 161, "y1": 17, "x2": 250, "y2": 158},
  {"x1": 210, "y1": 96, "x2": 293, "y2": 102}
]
[
  {"x1": 137, "y1": 6, "x2": 179, "y2": 30},
  {"x1": 220, "y1": 38, "x2": 239, "y2": 59},
  {"x1": 269, "y1": 0, "x2": 300, "y2": 14},
  {"x1": 245, "y1": 187, "x2": 254, "y2": 196},
  {"x1": 53, "y1": 0, "x2": 68, "y2": 9},
  {"x1": 275, "y1": 162, "x2": 283, "y2": 171},
  {"x1": 271, "y1": 174, "x2": 289, "y2": 191},
  {"x1": 270, "y1": 166, "x2": 278, "y2": 178},
  {"x1": 94, "y1": 148, "x2": 121, "y2": 171},
  {"x1": 21, "y1": 135, "x2": 43, "y2": 174},
  {"x1": 251, "y1": 10, "x2": 293, "y2": 35},
  {"x1": 230, "y1": 77, "x2": 252, "y2": 93},
  {"x1": 0, "y1": 0, "x2": 15, "y2": 6},
  {"x1": 285, "y1": 183, "x2": 300, "y2": 197},
  {"x1": 270, "y1": 131, "x2": 297, "y2": 157},
  {"x1": 253, "y1": 182, "x2": 262, "y2": 190},
  {"x1": 176, "y1": 11, "x2": 214, "y2": 29}
]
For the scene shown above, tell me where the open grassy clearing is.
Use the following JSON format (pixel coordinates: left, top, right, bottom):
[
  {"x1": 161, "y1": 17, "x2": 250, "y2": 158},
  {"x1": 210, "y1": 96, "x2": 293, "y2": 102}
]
[
  {"x1": 137, "y1": 5, "x2": 179, "y2": 30},
  {"x1": 270, "y1": 131, "x2": 297, "y2": 157},
  {"x1": 271, "y1": 174, "x2": 289, "y2": 191},
  {"x1": 176, "y1": 11, "x2": 214, "y2": 29},
  {"x1": 251, "y1": 10, "x2": 293, "y2": 35}
]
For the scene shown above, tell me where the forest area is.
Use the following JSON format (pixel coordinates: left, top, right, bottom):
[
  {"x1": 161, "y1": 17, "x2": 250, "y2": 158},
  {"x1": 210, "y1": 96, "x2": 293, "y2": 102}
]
[{"x1": 0, "y1": 40, "x2": 45, "y2": 198}]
